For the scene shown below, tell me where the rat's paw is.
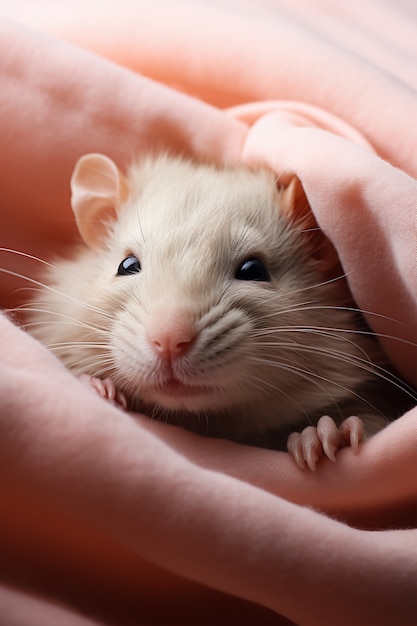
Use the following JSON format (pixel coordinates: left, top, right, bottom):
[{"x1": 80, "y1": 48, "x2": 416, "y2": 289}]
[
  {"x1": 79, "y1": 374, "x2": 127, "y2": 410},
  {"x1": 287, "y1": 415, "x2": 364, "y2": 471}
]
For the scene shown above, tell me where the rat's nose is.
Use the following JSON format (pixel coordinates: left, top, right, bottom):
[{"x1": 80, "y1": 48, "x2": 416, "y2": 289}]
[
  {"x1": 147, "y1": 311, "x2": 196, "y2": 362},
  {"x1": 151, "y1": 332, "x2": 194, "y2": 360}
]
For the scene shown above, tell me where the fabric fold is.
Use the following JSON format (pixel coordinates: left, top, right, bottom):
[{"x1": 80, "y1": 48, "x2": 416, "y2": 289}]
[{"x1": 0, "y1": 2, "x2": 416, "y2": 625}]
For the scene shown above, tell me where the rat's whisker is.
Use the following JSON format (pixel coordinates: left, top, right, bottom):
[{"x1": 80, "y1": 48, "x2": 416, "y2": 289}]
[
  {"x1": 249, "y1": 355, "x2": 383, "y2": 417},
  {"x1": 1, "y1": 267, "x2": 116, "y2": 322},
  {"x1": 256, "y1": 338, "x2": 417, "y2": 402},
  {"x1": 19, "y1": 309, "x2": 111, "y2": 336},
  {"x1": 0, "y1": 248, "x2": 56, "y2": 268},
  {"x1": 244, "y1": 372, "x2": 311, "y2": 423}
]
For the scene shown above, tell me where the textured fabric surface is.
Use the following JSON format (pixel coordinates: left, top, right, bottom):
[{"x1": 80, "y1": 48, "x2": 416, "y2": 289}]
[{"x1": 0, "y1": 2, "x2": 416, "y2": 624}]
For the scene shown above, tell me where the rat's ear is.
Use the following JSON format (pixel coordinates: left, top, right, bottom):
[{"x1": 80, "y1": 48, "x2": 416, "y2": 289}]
[
  {"x1": 280, "y1": 176, "x2": 312, "y2": 225},
  {"x1": 280, "y1": 176, "x2": 340, "y2": 275},
  {"x1": 70, "y1": 153, "x2": 130, "y2": 250}
]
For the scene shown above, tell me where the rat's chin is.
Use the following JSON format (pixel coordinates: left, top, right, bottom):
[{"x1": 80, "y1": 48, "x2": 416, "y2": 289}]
[{"x1": 144, "y1": 378, "x2": 224, "y2": 412}]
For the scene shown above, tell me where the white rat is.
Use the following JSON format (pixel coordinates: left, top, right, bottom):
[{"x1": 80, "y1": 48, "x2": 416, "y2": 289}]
[{"x1": 26, "y1": 153, "x2": 405, "y2": 470}]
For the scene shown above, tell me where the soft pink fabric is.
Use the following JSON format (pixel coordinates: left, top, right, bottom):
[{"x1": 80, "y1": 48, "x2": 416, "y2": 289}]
[{"x1": 0, "y1": 2, "x2": 416, "y2": 625}]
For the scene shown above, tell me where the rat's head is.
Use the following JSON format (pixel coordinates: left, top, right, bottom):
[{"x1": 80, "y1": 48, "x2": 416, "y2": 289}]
[{"x1": 55, "y1": 152, "x2": 351, "y2": 435}]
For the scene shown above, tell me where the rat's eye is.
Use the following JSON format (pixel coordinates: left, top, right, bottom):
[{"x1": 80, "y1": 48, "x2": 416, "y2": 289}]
[
  {"x1": 235, "y1": 258, "x2": 270, "y2": 282},
  {"x1": 117, "y1": 254, "x2": 141, "y2": 276}
]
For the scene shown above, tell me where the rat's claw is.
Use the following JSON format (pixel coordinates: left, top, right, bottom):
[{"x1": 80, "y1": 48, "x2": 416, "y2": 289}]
[
  {"x1": 102, "y1": 378, "x2": 128, "y2": 409},
  {"x1": 316, "y1": 415, "x2": 340, "y2": 462},
  {"x1": 301, "y1": 426, "x2": 324, "y2": 471},
  {"x1": 287, "y1": 426, "x2": 324, "y2": 471},
  {"x1": 287, "y1": 432, "x2": 306, "y2": 470},
  {"x1": 339, "y1": 415, "x2": 364, "y2": 452},
  {"x1": 287, "y1": 415, "x2": 365, "y2": 470},
  {"x1": 79, "y1": 374, "x2": 127, "y2": 410}
]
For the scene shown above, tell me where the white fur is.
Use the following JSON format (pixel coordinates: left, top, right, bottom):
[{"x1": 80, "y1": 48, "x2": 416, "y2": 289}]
[{"x1": 28, "y1": 156, "x2": 390, "y2": 446}]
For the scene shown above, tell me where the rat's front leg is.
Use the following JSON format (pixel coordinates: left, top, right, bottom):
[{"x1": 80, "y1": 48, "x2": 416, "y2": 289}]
[
  {"x1": 287, "y1": 415, "x2": 364, "y2": 471},
  {"x1": 79, "y1": 374, "x2": 127, "y2": 410}
]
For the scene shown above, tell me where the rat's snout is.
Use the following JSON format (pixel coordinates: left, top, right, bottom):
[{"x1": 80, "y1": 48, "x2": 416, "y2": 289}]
[{"x1": 146, "y1": 309, "x2": 196, "y2": 363}]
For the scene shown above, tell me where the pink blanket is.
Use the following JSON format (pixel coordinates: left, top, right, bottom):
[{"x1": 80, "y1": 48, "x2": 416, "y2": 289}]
[{"x1": 0, "y1": 1, "x2": 416, "y2": 624}]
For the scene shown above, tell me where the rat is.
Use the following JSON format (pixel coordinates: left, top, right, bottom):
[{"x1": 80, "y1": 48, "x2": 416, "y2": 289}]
[{"x1": 24, "y1": 152, "x2": 409, "y2": 470}]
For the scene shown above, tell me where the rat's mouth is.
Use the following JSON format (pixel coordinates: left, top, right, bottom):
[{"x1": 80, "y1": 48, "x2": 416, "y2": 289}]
[
  {"x1": 142, "y1": 377, "x2": 233, "y2": 413},
  {"x1": 157, "y1": 378, "x2": 216, "y2": 398}
]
